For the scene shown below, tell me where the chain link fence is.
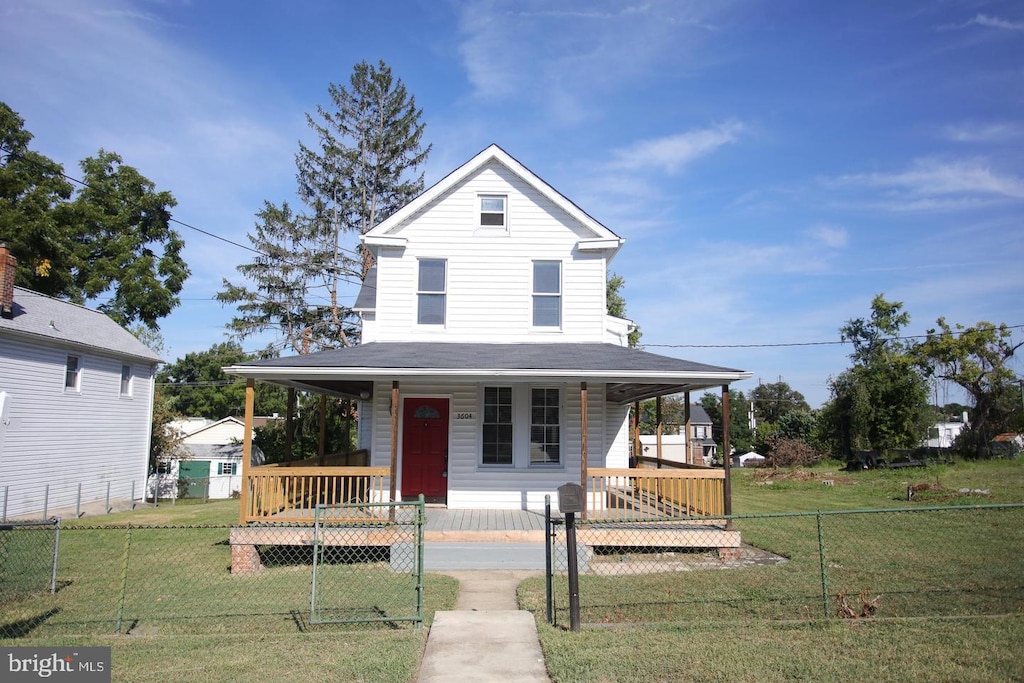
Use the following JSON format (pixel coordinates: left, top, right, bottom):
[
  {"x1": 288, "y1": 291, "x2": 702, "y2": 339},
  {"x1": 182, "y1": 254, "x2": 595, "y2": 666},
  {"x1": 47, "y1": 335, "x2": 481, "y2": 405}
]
[
  {"x1": 546, "y1": 503, "x2": 1024, "y2": 626},
  {"x1": 0, "y1": 500, "x2": 425, "y2": 639}
]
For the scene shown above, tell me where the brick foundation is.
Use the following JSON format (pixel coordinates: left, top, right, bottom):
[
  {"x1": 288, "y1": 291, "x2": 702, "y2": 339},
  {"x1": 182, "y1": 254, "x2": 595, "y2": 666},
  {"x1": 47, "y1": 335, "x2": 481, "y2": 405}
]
[
  {"x1": 231, "y1": 544, "x2": 263, "y2": 574},
  {"x1": 718, "y1": 547, "x2": 742, "y2": 561}
]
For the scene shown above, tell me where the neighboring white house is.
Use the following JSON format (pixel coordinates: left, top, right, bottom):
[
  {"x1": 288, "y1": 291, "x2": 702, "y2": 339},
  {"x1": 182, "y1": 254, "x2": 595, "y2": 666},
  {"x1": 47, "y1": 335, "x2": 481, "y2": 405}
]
[
  {"x1": 0, "y1": 244, "x2": 160, "y2": 518},
  {"x1": 926, "y1": 412, "x2": 969, "y2": 449},
  {"x1": 150, "y1": 417, "x2": 264, "y2": 500},
  {"x1": 225, "y1": 145, "x2": 751, "y2": 511},
  {"x1": 639, "y1": 403, "x2": 718, "y2": 466}
]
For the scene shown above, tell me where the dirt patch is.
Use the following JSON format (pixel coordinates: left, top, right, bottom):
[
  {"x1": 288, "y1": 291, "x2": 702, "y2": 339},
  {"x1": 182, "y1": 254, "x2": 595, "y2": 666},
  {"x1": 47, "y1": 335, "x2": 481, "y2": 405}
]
[
  {"x1": 587, "y1": 544, "x2": 787, "y2": 576},
  {"x1": 754, "y1": 469, "x2": 855, "y2": 486}
]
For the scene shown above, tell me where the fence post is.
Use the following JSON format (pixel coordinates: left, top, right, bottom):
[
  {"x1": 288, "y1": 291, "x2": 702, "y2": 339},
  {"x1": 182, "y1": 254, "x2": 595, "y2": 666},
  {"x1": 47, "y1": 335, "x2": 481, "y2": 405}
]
[
  {"x1": 76, "y1": 483, "x2": 82, "y2": 518},
  {"x1": 42, "y1": 484, "x2": 49, "y2": 520},
  {"x1": 50, "y1": 518, "x2": 61, "y2": 594},
  {"x1": 105, "y1": 482, "x2": 111, "y2": 514},
  {"x1": 817, "y1": 510, "x2": 829, "y2": 618},
  {"x1": 131, "y1": 481, "x2": 136, "y2": 510},
  {"x1": 2, "y1": 485, "x2": 7, "y2": 522},
  {"x1": 115, "y1": 525, "x2": 133, "y2": 634},
  {"x1": 545, "y1": 495, "x2": 553, "y2": 626},
  {"x1": 416, "y1": 494, "x2": 425, "y2": 628}
]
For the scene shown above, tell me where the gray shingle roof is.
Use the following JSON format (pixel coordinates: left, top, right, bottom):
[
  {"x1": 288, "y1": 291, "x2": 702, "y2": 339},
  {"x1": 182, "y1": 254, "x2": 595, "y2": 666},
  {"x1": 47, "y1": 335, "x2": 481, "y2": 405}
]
[
  {"x1": 236, "y1": 342, "x2": 744, "y2": 374},
  {"x1": 0, "y1": 287, "x2": 161, "y2": 363}
]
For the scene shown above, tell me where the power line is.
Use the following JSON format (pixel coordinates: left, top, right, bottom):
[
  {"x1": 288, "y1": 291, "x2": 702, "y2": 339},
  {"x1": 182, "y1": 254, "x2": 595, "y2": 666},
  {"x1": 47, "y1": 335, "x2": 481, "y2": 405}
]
[{"x1": 642, "y1": 325, "x2": 1024, "y2": 350}]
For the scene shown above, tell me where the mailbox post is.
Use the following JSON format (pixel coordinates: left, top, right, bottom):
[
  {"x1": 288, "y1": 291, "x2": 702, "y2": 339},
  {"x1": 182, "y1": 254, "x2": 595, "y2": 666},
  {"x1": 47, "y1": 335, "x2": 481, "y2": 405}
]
[{"x1": 558, "y1": 482, "x2": 583, "y2": 632}]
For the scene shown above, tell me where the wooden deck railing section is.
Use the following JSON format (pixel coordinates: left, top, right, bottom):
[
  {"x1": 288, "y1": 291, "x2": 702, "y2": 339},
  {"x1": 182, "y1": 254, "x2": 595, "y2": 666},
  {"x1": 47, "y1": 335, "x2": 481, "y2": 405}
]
[
  {"x1": 586, "y1": 466, "x2": 725, "y2": 520},
  {"x1": 241, "y1": 465, "x2": 389, "y2": 523}
]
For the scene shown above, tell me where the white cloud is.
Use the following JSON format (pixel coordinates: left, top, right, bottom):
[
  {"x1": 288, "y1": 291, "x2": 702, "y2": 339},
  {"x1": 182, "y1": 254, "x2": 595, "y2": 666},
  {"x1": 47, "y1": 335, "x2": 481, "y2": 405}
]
[
  {"x1": 835, "y1": 158, "x2": 1024, "y2": 201},
  {"x1": 943, "y1": 122, "x2": 1024, "y2": 143},
  {"x1": 972, "y1": 14, "x2": 1024, "y2": 31},
  {"x1": 607, "y1": 121, "x2": 745, "y2": 174},
  {"x1": 805, "y1": 224, "x2": 849, "y2": 248}
]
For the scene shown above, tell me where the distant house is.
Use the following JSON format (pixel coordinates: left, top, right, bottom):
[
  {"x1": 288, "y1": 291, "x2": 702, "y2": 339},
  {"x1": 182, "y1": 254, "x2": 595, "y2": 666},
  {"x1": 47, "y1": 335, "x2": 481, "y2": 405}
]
[
  {"x1": 926, "y1": 412, "x2": 969, "y2": 449},
  {"x1": 639, "y1": 403, "x2": 718, "y2": 466},
  {"x1": 150, "y1": 416, "x2": 265, "y2": 500},
  {"x1": 0, "y1": 244, "x2": 160, "y2": 518}
]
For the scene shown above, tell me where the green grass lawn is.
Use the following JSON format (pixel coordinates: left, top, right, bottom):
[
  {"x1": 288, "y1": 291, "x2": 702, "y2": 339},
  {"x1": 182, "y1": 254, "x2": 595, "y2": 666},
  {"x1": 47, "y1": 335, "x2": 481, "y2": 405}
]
[
  {"x1": 2, "y1": 498, "x2": 459, "y2": 682},
  {"x1": 521, "y1": 457, "x2": 1024, "y2": 682}
]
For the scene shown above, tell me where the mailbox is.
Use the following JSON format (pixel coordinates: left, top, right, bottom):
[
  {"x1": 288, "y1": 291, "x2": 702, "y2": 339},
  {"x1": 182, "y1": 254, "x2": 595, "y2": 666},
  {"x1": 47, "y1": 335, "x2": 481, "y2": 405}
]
[{"x1": 557, "y1": 483, "x2": 584, "y2": 514}]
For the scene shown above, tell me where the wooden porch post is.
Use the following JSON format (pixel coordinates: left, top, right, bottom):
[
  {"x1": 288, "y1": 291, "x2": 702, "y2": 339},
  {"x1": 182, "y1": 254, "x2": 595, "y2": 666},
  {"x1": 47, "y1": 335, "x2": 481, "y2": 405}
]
[
  {"x1": 317, "y1": 394, "x2": 327, "y2": 466},
  {"x1": 239, "y1": 379, "x2": 255, "y2": 524},
  {"x1": 722, "y1": 385, "x2": 733, "y2": 523},
  {"x1": 632, "y1": 400, "x2": 641, "y2": 466},
  {"x1": 390, "y1": 381, "x2": 399, "y2": 506},
  {"x1": 285, "y1": 388, "x2": 295, "y2": 461},
  {"x1": 655, "y1": 395, "x2": 663, "y2": 469},
  {"x1": 684, "y1": 392, "x2": 692, "y2": 465},
  {"x1": 580, "y1": 382, "x2": 588, "y2": 520}
]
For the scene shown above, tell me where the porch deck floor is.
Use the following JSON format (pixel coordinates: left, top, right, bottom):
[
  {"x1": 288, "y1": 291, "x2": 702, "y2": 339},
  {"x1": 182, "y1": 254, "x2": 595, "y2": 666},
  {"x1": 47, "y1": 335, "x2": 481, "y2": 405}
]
[{"x1": 423, "y1": 507, "x2": 550, "y2": 533}]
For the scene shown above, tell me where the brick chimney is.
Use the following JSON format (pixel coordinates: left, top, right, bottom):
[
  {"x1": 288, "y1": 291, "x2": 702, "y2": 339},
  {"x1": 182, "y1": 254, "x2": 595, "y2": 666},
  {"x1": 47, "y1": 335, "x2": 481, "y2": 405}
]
[{"x1": 0, "y1": 243, "x2": 16, "y2": 319}]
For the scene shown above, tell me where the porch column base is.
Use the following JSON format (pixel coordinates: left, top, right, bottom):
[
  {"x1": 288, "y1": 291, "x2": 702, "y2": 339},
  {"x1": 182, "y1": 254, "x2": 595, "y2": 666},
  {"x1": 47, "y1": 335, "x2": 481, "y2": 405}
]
[
  {"x1": 231, "y1": 543, "x2": 262, "y2": 574},
  {"x1": 718, "y1": 547, "x2": 742, "y2": 561}
]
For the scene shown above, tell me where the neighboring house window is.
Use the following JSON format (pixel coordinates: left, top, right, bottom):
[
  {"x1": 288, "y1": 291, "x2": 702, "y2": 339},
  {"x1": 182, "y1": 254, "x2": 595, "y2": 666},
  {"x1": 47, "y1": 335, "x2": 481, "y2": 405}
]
[
  {"x1": 482, "y1": 386, "x2": 513, "y2": 465},
  {"x1": 530, "y1": 387, "x2": 561, "y2": 465},
  {"x1": 479, "y1": 195, "x2": 506, "y2": 228},
  {"x1": 65, "y1": 355, "x2": 81, "y2": 391},
  {"x1": 417, "y1": 258, "x2": 446, "y2": 325},
  {"x1": 120, "y1": 365, "x2": 133, "y2": 397},
  {"x1": 218, "y1": 462, "x2": 237, "y2": 476},
  {"x1": 532, "y1": 261, "x2": 561, "y2": 327},
  {"x1": 156, "y1": 462, "x2": 172, "y2": 474}
]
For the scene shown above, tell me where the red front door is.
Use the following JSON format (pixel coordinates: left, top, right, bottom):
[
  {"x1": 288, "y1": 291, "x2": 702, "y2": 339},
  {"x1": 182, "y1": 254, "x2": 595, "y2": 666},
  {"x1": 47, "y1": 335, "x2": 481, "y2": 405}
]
[{"x1": 401, "y1": 397, "x2": 449, "y2": 504}]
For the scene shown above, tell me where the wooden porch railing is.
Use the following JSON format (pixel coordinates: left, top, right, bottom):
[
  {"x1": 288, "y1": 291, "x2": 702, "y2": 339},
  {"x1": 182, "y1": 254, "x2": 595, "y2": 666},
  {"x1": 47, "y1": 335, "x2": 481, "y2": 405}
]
[
  {"x1": 586, "y1": 467, "x2": 725, "y2": 521},
  {"x1": 241, "y1": 465, "x2": 389, "y2": 523}
]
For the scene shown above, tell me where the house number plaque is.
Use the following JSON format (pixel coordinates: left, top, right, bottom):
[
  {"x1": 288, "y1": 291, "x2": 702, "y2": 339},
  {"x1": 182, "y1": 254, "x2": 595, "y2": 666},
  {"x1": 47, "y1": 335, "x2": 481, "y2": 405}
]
[{"x1": 454, "y1": 412, "x2": 474, "y2": 420}]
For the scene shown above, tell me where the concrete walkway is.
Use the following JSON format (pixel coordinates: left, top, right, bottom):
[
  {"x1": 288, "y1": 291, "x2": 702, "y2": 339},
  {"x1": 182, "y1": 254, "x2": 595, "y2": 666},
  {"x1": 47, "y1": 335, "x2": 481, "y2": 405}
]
[{"x1": 415, "y1": 570, "x2": 550, "y2": 683}]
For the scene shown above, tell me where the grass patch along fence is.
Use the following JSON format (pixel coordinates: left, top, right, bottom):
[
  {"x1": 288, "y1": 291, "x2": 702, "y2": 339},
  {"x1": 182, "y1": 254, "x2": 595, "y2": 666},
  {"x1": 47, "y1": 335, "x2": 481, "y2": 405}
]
[{"x1": 536, "y1": 503, "x2": 1024, "y2": 626}]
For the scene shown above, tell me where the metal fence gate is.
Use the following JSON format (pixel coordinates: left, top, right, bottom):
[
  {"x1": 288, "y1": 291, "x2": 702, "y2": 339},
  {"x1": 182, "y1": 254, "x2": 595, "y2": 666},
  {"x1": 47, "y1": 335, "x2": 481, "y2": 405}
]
[{"x1": 309, "y1": 498, "x2": 425, "y2": 626}]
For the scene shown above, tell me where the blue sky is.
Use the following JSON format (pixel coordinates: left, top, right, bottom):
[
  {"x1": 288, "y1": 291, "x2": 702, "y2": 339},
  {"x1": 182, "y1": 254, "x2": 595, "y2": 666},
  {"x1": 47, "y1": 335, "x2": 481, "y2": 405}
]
[{"x1": 2, "y1": 0, "x2": 1022, "y2": 407}]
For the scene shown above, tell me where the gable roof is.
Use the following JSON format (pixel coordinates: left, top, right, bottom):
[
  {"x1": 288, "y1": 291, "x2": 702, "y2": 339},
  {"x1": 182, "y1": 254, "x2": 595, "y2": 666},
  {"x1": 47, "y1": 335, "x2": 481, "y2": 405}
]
[
  {"x1": 363, "y1": 144, "x2": 624, "y2": 247},
  {"x1": 0, "y1": 287, "x2": 161, "y2": 363},
  {"x1": 225, "y1": 341, "x2": 751, "y2": 404}
]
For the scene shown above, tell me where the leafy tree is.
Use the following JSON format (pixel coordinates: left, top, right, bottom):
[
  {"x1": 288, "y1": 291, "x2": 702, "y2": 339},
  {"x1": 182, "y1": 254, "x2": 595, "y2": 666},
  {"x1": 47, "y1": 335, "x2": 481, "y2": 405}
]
[
  {"x1": 0, "y1": 103, "x2": 188, "y2": 329},
  {"x1": 914, "y1": 319, "x2": 1023, "y2": 459},
  {"x1": 821, "y1": 295, "x2": 931, "y2": 457},
  {"x1": 606, "y1": 272, "x2": 641, "y2": 347},
  {"x1": 749, "y1": 380, "x2": 809, "y2": 426},
  {"x1": 149, "y1": 388, "x2": 190, "y2": 472},
  {"x1": 700, "y1": 390, "x2": 753, "y2": 455},
  {"x1": 636, "y1": 394, "x2": 686, "y2": 434},
  {"x1": 158, "y1": 341, "x2": 287, "y2": 420}
]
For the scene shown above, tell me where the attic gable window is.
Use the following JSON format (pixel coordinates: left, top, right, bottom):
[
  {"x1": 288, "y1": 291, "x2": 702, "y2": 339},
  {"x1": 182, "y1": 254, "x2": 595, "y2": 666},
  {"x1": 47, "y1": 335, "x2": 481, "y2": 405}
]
[
  {"x1": 479, "y1": 195, "x2": 506, "y2": 228},
  {"x1": 417, "y1": 258, "x2": 446, "y2": 325}
]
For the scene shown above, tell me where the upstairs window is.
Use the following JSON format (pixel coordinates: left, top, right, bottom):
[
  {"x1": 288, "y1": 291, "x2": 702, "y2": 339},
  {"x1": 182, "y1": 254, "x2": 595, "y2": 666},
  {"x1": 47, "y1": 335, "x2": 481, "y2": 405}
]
[
  {"x1": 65, "y1": 355, "x2": 81, "y2": 391},
  {"x1": 479, "y1": 195, "x2": 506, "y2": 228},
  {"x1": 417, "y1": 258, "x2": 446, "y2": 325},
  {"x1": 532, "y1": 261, "x2": 561, "y2": 327},
  {"x1": 120, "y1": 365, "x2": 133, "y2": 397}
]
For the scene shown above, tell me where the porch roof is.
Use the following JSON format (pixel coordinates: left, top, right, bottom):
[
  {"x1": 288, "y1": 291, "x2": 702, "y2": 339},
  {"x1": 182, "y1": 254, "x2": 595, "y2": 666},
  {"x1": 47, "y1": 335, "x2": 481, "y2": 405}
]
[{"x1": 224, "y1": 342, "x2": 751, "y2": 404}]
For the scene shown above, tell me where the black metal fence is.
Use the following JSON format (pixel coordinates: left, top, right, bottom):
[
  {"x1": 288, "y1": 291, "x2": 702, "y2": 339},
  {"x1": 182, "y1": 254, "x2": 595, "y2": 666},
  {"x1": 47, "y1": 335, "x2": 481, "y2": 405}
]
[
  {"x1": 0, "y1": 500, "x2": 425, "y2": 639},
  {"x1": 546, "y1": 503, "x2": 1024, "y2": 626}
]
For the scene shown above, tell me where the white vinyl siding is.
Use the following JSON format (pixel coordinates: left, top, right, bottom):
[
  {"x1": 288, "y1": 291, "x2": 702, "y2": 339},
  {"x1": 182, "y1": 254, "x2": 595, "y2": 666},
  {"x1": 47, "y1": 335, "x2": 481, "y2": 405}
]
[
  {"x1": 365, "y1": 380, "x2": 607, "y2": 510},
  {"x1": 0, "y1": 336, "x2": 155, "y2": 517},
  {"x1": 364, "y1": 161, "x2": 609, "y2": 344}
]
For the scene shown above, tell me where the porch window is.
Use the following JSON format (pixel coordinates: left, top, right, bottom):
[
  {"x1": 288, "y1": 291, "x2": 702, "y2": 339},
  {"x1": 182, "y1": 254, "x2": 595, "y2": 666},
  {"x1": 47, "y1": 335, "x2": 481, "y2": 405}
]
[
  {"x1": 530, "y1": 387, "x2": 561, "y2": 464},
  {"x1": 482, "y1": 386, "x2": 513, "y2": 465},
  {"x1": 417, "y1": 258, "x2": 446, "y2": 325},
  {"x1": 65, "y1": 355, "x2": 81, "y2": 391},
  {"x1": 532, "y1": 261, "x2": 561, "y2": 327},
  {"x1": 479, "y1": 195, "x2": 506, "y2": 228}
]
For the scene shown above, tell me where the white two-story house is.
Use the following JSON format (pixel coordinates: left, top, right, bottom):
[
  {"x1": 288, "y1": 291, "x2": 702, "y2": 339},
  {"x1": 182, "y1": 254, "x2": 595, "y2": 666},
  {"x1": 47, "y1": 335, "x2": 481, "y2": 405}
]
[{"x1": 226, "y1": 145, "x2": 750, "y2": 512}]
